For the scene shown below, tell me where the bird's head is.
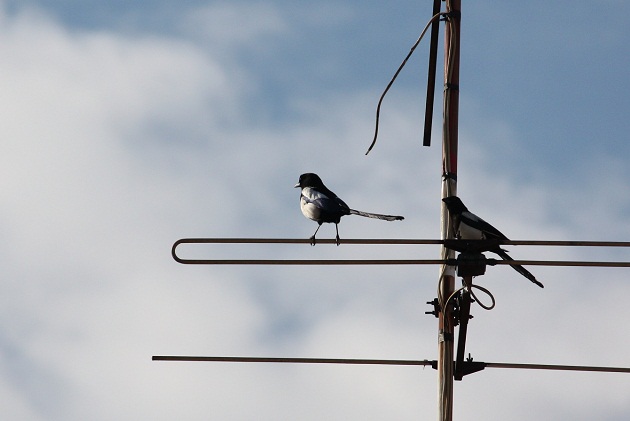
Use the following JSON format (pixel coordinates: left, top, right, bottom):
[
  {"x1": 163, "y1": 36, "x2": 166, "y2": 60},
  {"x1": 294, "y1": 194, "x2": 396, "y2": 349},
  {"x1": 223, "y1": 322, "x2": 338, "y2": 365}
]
[
  {"x1": 442, "y1": 196, "x2": 468, "y2": 214},
  {"x1": 295, "y1": 173, "x2": 324, "y2": 189}
]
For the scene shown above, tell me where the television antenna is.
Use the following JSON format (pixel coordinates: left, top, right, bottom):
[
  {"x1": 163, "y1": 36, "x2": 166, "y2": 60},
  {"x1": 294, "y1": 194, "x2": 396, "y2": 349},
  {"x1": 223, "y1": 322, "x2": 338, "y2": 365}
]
[{"x1": 153, "y1": 2, "x2": 630, "y2": 419}]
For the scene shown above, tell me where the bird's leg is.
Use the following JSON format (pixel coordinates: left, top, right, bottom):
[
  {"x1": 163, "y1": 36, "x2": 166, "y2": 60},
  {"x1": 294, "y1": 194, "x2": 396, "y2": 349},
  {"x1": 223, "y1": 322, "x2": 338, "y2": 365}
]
[
  {"x1": 335, "y1": 223, "x2": 340, "y2": 246},
  {"x1": 310, "y1": 224, "x2": 322, "y2": 246}
]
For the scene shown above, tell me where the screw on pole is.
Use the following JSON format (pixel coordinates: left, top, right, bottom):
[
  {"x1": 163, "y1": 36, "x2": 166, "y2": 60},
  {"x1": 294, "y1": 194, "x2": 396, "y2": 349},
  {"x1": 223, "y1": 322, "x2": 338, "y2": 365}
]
[{"x1": 426, "y1": 298, "x2": 441, "y2": 318}]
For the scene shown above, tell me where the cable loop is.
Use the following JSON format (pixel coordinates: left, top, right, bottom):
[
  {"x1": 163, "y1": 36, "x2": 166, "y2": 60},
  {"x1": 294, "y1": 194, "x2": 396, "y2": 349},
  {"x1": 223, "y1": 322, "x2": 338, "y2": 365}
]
[{"x1": 469, "y1": 284, "x2": 495, "y2": 311}]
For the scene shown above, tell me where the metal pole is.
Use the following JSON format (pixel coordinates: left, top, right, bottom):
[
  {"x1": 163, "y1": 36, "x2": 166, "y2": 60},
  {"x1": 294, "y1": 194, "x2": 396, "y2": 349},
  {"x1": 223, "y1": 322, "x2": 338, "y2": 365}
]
[
  {"x1": 454, "y1": 277, "x2": 472, "y2": 381},
  {"x1": 423, "y1": 0, "x2": 442, "y2": 147},
  {"x1": 438, "y1": 1, "x2": 461, "y2": 420}
]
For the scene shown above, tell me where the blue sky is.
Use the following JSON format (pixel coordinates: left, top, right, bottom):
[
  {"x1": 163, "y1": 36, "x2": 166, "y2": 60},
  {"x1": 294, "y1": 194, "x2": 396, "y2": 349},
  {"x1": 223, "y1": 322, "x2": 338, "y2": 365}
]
[{"x1": 1, "y1": 1, "x2": 630, "y2": 420}]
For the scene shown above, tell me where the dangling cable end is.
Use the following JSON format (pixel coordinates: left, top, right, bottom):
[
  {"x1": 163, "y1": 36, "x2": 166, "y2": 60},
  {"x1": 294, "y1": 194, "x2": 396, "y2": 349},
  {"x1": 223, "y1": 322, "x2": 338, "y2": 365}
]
[{"x1": 365, "y1": 141, "x2": 376, "y2": 155}]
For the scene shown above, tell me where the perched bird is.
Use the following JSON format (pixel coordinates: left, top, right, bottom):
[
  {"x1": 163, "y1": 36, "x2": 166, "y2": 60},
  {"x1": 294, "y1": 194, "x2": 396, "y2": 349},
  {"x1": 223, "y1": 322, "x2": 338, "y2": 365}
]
[
  {"x1": 295, "y1": 173, "x2": 404, "y2": 245},
  {"x1": 442, "y1": 196, "x2": 544, "y2": 288}
]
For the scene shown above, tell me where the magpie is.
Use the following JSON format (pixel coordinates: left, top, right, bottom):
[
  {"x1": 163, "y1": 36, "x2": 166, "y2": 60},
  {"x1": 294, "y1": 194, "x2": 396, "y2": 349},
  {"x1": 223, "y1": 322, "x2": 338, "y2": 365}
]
[
  {"x1": 442, "y1": 196, "x2": 544, "y2": 288},
  {"x1": 295, "y1": 173, "x2": 404, "y2": 245}
]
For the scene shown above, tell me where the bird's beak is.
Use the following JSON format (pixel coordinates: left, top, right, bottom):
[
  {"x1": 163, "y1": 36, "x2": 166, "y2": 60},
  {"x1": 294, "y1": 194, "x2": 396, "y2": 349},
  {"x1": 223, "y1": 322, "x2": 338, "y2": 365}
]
[{"x1": 294, "y1": 183, "x2": 300, "y2": 188}]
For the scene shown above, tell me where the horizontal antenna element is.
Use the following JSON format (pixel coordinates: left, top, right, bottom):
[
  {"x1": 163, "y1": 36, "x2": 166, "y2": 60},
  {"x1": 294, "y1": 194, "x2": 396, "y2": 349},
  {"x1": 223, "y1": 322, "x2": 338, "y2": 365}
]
[
  {"x1": 172, "y1": 237, "x2": 630, "y2": 267},
  {"x1": 152, "y1": 356, "x2": 630, "y2": 374}
]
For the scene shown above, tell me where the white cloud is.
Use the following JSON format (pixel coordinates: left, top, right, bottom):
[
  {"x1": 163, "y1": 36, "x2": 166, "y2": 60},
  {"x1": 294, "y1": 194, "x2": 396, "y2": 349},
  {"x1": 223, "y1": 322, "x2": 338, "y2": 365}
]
[
  {"x1": 180, "y1": 1, "x2": 288, "y2": 48},
  {"x1": 0, "y1": 4, "x2": 268, "y2": 420}
]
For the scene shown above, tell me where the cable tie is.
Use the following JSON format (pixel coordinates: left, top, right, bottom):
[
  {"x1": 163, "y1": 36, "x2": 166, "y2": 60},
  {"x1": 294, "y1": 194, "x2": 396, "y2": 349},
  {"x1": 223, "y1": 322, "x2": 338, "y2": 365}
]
[
  {"x1": 441, "y1": 10, "x2": 461, "y2": 22},
  {"x1": 442, "y1": 172, "x2": 458, "y2": 181},
  {"x1": 439, "y1": 332, "x2": 454, "y2": 343}
]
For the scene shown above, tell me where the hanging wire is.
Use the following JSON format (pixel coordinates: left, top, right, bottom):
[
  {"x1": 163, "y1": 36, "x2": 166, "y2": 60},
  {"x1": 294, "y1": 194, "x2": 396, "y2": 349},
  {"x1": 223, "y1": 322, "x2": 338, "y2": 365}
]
[
  {"x1": 443, "y1": 282, "x2": 496, "y2": 314},
  {"x1": 365, "y1": 12, "x2": 447, "y2": 155},
  {"x1": 442, "y1": 282, "x2": 496, "y2": 318},
  {"x1": 469, "y1": 283, "x2": 495, "y2": 310}
]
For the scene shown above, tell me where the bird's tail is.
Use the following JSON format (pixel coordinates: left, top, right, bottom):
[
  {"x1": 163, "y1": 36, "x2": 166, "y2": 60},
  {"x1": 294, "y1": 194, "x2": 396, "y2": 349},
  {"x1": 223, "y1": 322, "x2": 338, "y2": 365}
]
[
  {"x1": 494, "y1": 248, "x2": 544, "y2": 288},
  {"x1": 349, "y1": 209, "x2": 404, "y2": 221}
]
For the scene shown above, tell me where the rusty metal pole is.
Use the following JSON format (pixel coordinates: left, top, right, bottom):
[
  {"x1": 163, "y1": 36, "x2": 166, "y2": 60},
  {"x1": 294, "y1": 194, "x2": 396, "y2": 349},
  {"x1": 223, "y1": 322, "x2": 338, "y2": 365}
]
[{"x1": 438, "y1": 1, "x2": 460, "y2": 420}]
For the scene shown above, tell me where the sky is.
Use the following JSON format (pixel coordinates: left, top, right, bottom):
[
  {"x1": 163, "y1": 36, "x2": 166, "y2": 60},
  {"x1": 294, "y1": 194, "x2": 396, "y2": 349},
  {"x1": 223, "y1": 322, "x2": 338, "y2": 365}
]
[{"x1": 1, "y1": 0, "x2": 629, "y2": 419}]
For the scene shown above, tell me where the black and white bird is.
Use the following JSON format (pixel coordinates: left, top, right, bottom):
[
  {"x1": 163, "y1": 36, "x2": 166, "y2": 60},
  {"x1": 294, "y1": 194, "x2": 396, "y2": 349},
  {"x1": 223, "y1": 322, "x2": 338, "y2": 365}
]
[
  {"x1": 442, "y1": 196, "x2": 544, "y2": 288},
  {"x1": 295, "y1": 173, "x2": 404, "y2": 245}
]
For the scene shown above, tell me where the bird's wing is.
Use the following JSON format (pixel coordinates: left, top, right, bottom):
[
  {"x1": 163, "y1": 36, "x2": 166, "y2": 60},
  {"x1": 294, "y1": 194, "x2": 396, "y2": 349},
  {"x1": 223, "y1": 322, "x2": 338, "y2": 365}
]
[
  {"x1": 333, "y1": 196, "x2": 350, "y2": 213},
  {"x1": 301, "y1": 187, "x2": 349, "y2": 214},
  {"x1": 460, "y1": 210, "x2": 508, "y2": 240}
]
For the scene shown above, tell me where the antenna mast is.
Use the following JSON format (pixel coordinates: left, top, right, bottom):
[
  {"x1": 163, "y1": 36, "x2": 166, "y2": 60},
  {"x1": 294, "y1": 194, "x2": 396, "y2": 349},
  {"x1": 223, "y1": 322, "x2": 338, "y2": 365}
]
[{"x1": 438, "y1": 1, "x2": 461, "y2": 420}]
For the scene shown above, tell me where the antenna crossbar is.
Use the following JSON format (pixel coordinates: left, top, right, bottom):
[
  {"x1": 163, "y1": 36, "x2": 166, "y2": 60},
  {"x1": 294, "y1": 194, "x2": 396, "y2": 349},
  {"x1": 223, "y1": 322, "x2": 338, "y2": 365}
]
[
  {"x1": 173, "y1": 238, "x2": 630, "y2": 247},
  {"x1": 172, "y1": 238, "x2": 630, "y2": 266},
  {"x1": 152, "y1": 356, "x2": 630, "y2": 374}
]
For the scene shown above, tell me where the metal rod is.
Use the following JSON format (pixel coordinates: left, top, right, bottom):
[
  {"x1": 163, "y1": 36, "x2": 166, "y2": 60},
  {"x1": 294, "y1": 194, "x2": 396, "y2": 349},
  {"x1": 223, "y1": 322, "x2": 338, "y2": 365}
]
[
  {"x1": 172, "y1": 258, "x2": 630, "y2": 267},
  {"x1": 173, "y1": 238, "x2": 630, "y2": 266},
  {"x1": 173, "y1": 237, "x2": 630, "y2": 247},
  {"x1": 173, "y1": 238, "x2": 445, "y2": 246},
  {"x1": 152, "y1": 356, "x2": 434, "y2": 366},
  {"x1": 423, "y1": 0, "x2": 442, "y2": 147},
  {"x1": 152, "y1": 356, "x2": 630, "y2": 374},
  {"x1": 488, "y1": 259, "x2": 630, "y2": 268},
  {"x1": 172, "y1": 254, "x2": 630, "y2": 268},
  {"x1": 503, "y1": 240, "x2": 630, "y2": 247},
  {"x1": 484, "y1": 362, "x2": 630, "y2": 374},
  {"x1": 172, "y1": 259, "x2": 449, "y2": 265},
  {"x1": 454, "y1": 279, "x2": 472, "y2": 381},
  {"x1": 439, "y1": 1, "x2": 461, "y2": 419}
]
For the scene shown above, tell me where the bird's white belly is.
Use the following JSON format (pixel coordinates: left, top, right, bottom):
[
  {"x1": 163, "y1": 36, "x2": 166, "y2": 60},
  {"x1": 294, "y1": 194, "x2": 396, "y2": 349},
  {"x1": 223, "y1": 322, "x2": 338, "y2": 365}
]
[{"x1": 300, "y1": 196, "x2": 321, "y2": 221}]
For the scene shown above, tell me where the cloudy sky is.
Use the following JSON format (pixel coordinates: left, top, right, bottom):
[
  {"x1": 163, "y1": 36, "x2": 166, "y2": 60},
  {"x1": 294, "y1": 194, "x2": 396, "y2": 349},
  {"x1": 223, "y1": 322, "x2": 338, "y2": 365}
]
[{"x1": 2, "y1": 0, "x2": 629, "y2": 419}]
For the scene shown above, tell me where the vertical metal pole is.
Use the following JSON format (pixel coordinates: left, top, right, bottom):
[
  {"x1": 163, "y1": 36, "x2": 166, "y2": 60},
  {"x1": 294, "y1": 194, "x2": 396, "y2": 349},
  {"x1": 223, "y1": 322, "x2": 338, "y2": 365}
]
[
  {"x1": 454, "y1": 277, "x2": 472, "y2": 381},
  {"x1": 438, "y1": 1, "x2": 460, "y2": 420},
  {"x1": 423, "y1": 0, "x2": 442, "y2": 147}
]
